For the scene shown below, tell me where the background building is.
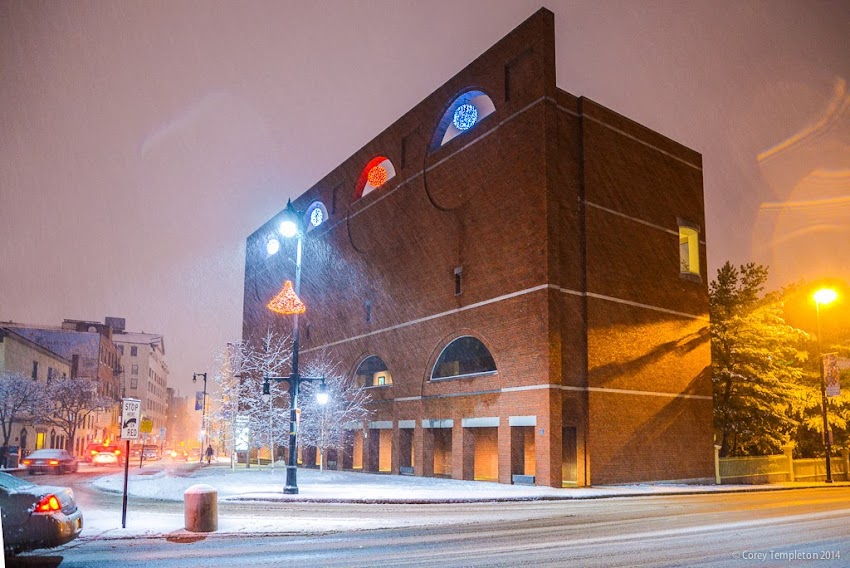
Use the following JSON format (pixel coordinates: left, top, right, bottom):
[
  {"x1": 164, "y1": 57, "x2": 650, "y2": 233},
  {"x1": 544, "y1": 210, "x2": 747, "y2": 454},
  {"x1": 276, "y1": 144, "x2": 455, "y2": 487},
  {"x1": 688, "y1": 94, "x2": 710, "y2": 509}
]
[
  {"x1": 110, "y1": 317, "x2": 170, "y2": 446},
  {"x1": 5, "y1": 319, "x2": 121, "y2": 453},
  {"x1": 0, "y1": 327, "x2": 71, "y2": 457},
  {"x1": 165, "y1": 387, "x2": 192, "y2": 452},
  {"x1": 243, "y1": 9, "x2": 713, "y2": 487}
]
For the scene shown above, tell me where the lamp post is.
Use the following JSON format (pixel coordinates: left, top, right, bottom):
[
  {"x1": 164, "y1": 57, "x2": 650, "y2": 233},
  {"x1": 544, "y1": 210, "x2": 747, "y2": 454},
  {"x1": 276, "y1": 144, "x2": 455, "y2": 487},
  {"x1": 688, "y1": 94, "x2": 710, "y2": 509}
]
[
  {"x1": 263, "y1": 374, "x2": 328, "y2": 493},
  {"x1": 193, "y1": 372, "x2": 208, "y2": 463},
  {"x1": 264, "y1": 199, "x2": 329, "y2": 494},
  {"x1": 814, "y1": 288, "x2": 838, "y2": 483}
]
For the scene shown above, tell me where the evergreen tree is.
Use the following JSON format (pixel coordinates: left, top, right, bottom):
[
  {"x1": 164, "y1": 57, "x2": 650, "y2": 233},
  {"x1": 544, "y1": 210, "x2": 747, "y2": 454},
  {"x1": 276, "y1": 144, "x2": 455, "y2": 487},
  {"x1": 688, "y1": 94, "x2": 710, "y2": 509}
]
[{"x1": 710, "y1": 262, "x2": 809, "y2": 456}]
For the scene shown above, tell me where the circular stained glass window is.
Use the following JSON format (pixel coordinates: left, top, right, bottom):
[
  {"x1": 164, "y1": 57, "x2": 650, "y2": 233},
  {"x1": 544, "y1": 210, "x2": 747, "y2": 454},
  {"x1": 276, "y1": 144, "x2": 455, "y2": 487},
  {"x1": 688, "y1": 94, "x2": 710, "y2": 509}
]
[
  {"x1": 309, "y1": 207, "x2": 324, "y2": 227},
  {"x1": 367, "y1": 165, "x2": 388, "y2": 188},
  {"x1": 452, "y1": 103, "x2": 478, "y2": 131}
]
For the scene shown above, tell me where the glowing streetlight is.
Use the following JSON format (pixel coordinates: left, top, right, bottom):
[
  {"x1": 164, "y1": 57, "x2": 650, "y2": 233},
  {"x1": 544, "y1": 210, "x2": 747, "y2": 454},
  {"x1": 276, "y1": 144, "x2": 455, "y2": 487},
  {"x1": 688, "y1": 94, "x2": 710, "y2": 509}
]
[
  {"x1": 814, "y1": 287, "x2": 838, "y2": 483},
  {"x1": 814, "y1": 288, "x2": 838, "y2": 306}
]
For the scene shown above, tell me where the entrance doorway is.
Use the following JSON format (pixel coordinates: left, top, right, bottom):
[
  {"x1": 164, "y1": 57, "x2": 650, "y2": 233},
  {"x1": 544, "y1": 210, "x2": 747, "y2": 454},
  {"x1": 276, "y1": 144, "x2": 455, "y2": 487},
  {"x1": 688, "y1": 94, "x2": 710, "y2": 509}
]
[
  {"x1": 562, "y1": 426, "x2": 577, "y2": 485},
  {"x1": 432, "y1": 429, "x2": 452, "y2": 476},
  {"x1": 472, "y1": 427, "x2": 498, "y2": 481}
]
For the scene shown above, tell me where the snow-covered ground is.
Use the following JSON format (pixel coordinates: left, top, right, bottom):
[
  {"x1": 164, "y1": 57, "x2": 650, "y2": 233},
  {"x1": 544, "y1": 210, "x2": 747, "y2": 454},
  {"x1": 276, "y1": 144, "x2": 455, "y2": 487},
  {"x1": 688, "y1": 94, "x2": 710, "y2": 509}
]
[{"x1": 77, "y1": 461, "x2": 845, "y2": 540}]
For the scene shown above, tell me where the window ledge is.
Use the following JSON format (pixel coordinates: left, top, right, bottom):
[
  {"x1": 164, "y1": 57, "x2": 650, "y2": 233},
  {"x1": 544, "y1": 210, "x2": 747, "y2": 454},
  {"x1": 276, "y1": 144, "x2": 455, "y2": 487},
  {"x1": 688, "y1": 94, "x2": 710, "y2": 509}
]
[
  {"x1": 429, "y1": 370, "x2": 498, "y2": 382},
  {"x1": 679, "y1": 272, "x2": 702, "y2": 283}
]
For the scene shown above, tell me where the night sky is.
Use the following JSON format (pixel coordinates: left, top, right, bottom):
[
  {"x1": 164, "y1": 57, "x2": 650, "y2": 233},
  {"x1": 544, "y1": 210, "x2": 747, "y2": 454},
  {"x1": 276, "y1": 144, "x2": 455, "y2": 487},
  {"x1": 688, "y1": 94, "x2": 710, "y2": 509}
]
[{"x1": 2, "y1": 1, "x2": 848, "y2": 396}]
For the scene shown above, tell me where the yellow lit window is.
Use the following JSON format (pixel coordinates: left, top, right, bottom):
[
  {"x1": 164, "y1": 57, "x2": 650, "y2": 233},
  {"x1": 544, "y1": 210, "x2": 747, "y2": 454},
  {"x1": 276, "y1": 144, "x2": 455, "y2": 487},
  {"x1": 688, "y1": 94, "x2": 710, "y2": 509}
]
[{"x1": 679, "y1": 226, "x2": 700, "y2": 276}]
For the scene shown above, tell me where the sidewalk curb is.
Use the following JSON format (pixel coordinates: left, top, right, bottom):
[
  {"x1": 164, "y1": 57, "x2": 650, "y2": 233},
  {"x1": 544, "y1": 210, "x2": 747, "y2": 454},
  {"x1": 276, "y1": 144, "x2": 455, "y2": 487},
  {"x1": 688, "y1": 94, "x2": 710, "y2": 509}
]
[{"x1": 221, "y1": 482, "x2": 850, "y2": 504}]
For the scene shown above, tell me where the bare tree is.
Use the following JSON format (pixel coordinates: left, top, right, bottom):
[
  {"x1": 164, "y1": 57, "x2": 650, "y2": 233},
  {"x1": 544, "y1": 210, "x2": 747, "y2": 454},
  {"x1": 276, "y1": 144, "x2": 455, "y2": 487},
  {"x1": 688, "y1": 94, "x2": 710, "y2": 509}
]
[
  {"x1": 0, "y1": 372, "x2": 48, "y2": 449},
  {"x1": 40, "y1": 376, "x2": 115, "y2": 452},
  {"x1": 210, "y1": 329, "x2": 293, "y2": 468},
  {"x1": 210, "y1": 332, "x2": 372, "y2": 471},
  {"x1": 209, "y1": 342, "x2": 246, "y2": 468},
  {"x1": 299, "y1": 356, "x2": 372, "y2": 471}
]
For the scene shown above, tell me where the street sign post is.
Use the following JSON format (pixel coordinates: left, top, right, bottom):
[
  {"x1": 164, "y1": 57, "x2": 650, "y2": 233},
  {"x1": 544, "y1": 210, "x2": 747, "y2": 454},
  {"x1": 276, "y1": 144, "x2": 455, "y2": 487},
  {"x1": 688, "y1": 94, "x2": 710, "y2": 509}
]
[
  {"x1": 120, "y1": 399, "x2": 141, "y2": 440},
  {"x1": 120, "y1": 398, "x2": 141, "y2": 528}
]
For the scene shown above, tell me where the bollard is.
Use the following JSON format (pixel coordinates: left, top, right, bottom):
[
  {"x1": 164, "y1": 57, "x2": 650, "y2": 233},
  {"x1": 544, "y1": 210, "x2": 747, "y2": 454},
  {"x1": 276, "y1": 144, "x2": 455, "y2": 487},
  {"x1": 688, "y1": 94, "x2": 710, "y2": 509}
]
[{"x1": 184, "y1": 484, "x2": 218, "y2": 532}]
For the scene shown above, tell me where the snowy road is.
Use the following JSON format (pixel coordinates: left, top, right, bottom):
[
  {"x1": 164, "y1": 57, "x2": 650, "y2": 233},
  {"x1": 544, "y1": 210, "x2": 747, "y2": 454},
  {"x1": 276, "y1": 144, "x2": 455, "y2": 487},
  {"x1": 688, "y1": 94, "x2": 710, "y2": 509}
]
[{"x1": 6, "y1": 465, "x2": 850, "y2": 567}]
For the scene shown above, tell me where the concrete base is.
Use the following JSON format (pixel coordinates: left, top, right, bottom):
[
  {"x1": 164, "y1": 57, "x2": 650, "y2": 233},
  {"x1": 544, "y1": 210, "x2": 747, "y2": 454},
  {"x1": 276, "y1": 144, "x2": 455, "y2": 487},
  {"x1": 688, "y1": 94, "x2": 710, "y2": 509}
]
[{"x1": 184, "y1": 484, "x2": 217, "y2": 532}]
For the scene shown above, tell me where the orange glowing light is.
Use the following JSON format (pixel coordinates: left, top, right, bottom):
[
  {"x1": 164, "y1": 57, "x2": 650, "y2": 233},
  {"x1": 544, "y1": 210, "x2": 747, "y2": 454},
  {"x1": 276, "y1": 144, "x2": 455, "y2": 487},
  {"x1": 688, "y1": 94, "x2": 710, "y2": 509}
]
[
  {"x1": 267, "y1": 280, "x2": 306, "y2": 315},
  {"x1": 814, "y1": 288, "x2": 838, "y2": 306},
  {"x1": 367, "y1": 165, "x2": 387, "y2": 187}
]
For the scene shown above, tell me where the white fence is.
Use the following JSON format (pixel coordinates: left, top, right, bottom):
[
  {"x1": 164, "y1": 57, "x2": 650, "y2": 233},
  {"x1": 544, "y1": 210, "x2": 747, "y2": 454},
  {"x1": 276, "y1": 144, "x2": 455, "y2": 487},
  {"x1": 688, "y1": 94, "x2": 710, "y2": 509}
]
[{"x1": 716, "y1": 447, "x2": 850, "y2": 484}]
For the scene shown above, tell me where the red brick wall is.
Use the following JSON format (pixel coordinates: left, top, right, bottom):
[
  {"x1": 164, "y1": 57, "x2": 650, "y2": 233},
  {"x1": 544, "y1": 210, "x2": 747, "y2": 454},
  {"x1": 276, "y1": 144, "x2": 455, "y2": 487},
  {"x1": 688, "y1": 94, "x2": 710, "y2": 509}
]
[{"x1": 242, "y1": 8, "x2": 714, "y2": 487}]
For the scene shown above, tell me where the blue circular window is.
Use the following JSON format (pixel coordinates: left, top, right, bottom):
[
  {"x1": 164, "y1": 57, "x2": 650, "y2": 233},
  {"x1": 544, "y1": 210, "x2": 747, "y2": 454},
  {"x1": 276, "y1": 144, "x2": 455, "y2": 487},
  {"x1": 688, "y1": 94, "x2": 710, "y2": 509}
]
[
  {"x1": 452, "y1": 104, "x2": 478, "y2": 131},
  {"x1": 305, "y1": 201, "x2": 328, "y2": 233}
]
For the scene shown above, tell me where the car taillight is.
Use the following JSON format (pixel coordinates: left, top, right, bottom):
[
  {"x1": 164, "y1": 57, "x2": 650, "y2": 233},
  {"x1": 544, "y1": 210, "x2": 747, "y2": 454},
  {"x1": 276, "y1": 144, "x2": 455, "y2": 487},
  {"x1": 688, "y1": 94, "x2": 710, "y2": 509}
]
[
  {"x1": 91, "y1": 450, "x2": 98, "y2": 455},
  {"x1": 48, "y1": 460, "x2": 60, "y2": 465},
  {"x1": 35, "y1": 494, "x2": 61, "y2": 513},
  {"x1": 114, "y1": 450, "x2": 121, "y2": 455},
  {"x1": 22, "y1": 459, "x2": 31, "y2": 465}
]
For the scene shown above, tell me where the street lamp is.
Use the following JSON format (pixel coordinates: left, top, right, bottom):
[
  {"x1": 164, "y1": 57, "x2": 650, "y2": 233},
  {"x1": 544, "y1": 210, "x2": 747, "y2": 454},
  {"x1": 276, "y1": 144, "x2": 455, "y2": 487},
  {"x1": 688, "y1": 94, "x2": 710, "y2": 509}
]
[
  {"x1": 265, "y1": 199, "x2": 329, "y2": 494},
  {"x1": 814, "y1": 288, "x2": 838, "y2": 483},
  {"x1": 193, "y1": 372, "x2": 208, "y2": 463}
]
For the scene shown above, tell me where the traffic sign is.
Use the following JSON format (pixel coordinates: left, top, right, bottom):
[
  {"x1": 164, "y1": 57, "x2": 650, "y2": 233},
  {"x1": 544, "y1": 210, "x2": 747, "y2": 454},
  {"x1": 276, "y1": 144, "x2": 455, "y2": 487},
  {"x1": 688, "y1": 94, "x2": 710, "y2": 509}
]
[
  {"x1": 140, "y1": 419, "x2": 153, "y2": 434},
  {"x1": 120, "y1": 398, "x2": 141, "y2": 440}
]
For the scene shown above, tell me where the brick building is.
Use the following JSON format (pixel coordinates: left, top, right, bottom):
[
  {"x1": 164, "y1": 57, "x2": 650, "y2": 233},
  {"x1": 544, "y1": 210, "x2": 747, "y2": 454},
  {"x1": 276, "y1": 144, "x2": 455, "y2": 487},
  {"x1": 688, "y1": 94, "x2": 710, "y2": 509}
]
[
  {"x1": 109, "y1": 317, "x2": 170, "y2": 444},
  {"x1": 6, "y1": 319, "x2": 122, "y2": 454},
  {"x1": 0, "y1": 327, "x2": 71, "y2": 456},
  {"x1": 243, "y1": 9, "x2": 714, "y2": 486}
]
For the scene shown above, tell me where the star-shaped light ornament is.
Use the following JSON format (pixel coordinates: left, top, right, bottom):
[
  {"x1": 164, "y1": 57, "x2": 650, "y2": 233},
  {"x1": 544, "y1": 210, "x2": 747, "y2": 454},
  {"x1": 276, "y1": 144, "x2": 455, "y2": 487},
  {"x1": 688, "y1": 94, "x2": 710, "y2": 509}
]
[{"x1": 267, "y1": 280, "x2": 306, "y2": 315}]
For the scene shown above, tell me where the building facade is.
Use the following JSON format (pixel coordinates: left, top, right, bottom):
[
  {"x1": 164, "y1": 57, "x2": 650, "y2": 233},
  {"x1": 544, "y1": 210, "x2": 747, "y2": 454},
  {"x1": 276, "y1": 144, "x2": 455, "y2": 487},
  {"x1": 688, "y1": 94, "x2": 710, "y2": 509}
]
[
  {"x1": 6, "y1": 319, "x2": 122, "y2": 454},
  {"x1": 0, "y1": 327, "x2": 71, "y2": 456},
  {"x1": 110, "y1": 321, "x2": 169, "y2": 444},
  {"x1": 242, "y1": 9, "x2": 714, "y2": 486}
]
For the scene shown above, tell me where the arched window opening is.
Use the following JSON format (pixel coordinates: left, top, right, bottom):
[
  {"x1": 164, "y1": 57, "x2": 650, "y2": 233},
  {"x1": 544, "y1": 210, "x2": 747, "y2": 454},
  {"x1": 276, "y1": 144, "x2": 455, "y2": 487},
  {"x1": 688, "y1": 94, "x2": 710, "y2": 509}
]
[
  {"x1": 305, "y1": 201, "x2": 328, "y2": 233},
  {"x1": 431, "y1": 336, "x2": 497, "y2": 380},
  {"x1": 355, "y1": 157, "x2": 397, "y2": 200},
  {"x1": 431, "y1": 90, "x2": 496, "y2": 150},
  {"x1": 354, "y1": 355, "x2": 393, "y2": 387}
]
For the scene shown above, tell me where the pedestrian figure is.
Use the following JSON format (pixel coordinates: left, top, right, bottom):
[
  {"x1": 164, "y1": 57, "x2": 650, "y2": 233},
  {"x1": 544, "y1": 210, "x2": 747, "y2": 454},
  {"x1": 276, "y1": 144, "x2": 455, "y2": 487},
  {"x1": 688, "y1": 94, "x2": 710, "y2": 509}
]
[
  {"x1": 0, "y1": 445, "x2": 7, "y2": 468},
  {"x1": 205, "y1": 445, "x2": 214, "y2": 464}
]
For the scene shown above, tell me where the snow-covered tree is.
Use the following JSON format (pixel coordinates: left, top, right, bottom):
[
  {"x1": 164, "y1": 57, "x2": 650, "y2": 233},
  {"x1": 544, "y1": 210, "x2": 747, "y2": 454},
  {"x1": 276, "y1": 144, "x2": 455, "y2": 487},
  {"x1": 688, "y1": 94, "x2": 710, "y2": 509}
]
[
  {"x1": 39, "y1": 376, "x2": 115, "y2": 452},
  {"x1": 710, "y1": 262, "x2": 809, "y2": 456},
  {"x1": 0, "y1": 371, "x2": 48, "y2": 448},
  {"x1": 298, "y1": 356, "x2": 372, "y2": 471},
  {"x1": 210, "y1": 329, "x2": 293, "y2": 467}
]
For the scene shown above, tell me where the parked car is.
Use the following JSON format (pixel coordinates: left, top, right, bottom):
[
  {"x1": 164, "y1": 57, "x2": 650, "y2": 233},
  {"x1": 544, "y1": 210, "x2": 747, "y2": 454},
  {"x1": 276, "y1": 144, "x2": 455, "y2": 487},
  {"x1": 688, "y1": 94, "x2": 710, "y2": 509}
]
[
  {"x1": 0, "y1": 471, "x2": 84, "y2": 555},
  {"x1": 21, "y1": 449, "x2": 79, "y2": 475},
  {"x1": 91, "y1": 451, "x2": 119, "y2": 466}
]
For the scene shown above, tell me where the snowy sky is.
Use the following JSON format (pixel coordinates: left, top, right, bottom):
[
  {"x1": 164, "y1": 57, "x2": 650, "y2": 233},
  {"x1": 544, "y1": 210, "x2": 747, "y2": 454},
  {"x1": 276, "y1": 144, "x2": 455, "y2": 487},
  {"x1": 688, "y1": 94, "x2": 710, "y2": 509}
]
[{"x1": 1, "y1": 1, "x2": 848, "y2": 398}]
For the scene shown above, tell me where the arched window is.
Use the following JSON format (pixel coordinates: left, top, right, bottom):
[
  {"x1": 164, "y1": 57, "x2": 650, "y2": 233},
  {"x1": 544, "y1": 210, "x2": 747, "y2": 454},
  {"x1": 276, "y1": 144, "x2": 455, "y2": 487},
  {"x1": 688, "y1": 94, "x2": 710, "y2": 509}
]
[
  {"x1": 431, "y1": 90, "x2": 496, "y2": 150},
  {"x1": 431, "y1": 336, "x2": 497, "y2": 380},
  {"x1": 354, "y1": 355, "x2": 393, "y2": 387},
  {"x1": 354, "y1": 156, "x2": 396, "y2": 200},
  {"x1": 305, "y1": 200, "x2": 328, "y2": 233}
]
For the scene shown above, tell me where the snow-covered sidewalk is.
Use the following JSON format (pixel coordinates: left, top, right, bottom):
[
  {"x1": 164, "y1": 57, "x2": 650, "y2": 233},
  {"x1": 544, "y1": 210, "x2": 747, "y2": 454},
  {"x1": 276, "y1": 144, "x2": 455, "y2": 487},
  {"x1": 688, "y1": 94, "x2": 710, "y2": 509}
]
[
  {"x1": 77, "y1": 461, "x2": 848, "y2": 540},
  {"x1": 91, "y1": 461, "x2": 847, "y2": 504}
]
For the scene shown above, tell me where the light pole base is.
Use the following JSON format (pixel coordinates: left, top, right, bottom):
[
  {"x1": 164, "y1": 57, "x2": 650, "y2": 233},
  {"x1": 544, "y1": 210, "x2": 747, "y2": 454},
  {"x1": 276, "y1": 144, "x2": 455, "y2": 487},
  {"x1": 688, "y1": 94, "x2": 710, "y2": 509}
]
[{"x1": 284, "y1": 485, "x2": 299, "y2": 495}]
